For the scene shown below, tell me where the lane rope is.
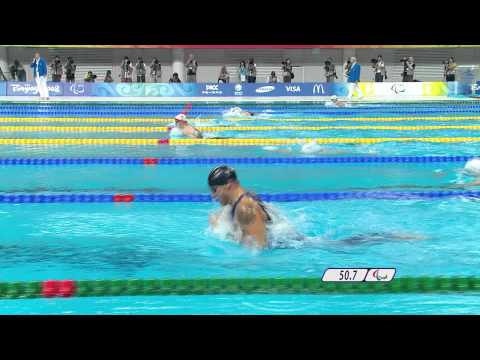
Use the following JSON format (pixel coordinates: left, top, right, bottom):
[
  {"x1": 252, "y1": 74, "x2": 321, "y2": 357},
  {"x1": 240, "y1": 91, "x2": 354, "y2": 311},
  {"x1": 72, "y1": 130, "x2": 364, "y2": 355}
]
[
  {"x1": 1, "y1": 277, "x2": 479, "y2": 299},
  {"x1": 0, "y1": 190, "x2": 479, "y2": 203},
  {"x1": 0, "y1": 156, "x2": 474, "y2": 165}
]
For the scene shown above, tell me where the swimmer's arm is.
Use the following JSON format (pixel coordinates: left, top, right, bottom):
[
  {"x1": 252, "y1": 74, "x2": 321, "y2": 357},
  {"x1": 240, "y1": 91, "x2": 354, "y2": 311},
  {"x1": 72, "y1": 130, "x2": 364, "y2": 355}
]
[{"x1": 235, "y1": 200, "x2": 268, "y2": 249}]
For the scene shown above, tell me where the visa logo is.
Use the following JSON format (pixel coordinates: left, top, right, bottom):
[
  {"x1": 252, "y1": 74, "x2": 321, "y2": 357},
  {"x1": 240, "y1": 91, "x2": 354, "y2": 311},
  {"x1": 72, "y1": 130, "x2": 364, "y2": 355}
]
[{"x1": 286, "y1": 86, "x2": 300, "y2": 92}]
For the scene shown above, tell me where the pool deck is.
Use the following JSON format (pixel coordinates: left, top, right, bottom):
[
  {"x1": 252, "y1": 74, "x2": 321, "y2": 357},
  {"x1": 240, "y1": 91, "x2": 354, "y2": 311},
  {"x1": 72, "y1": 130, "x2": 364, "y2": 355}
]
[{"x1": 0, "y1": 96, "x2": 478, "y2": 104}]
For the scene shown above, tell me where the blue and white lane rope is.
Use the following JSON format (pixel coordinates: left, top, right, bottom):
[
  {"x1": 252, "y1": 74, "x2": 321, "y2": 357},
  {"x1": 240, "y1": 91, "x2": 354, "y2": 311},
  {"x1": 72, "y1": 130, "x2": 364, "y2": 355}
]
[
  {"x1": 0, "y1": 191, "x2": 480, "y2": 203},
  {"x1": 0, "y1": 156, "x2": 475, "y2": 166}
]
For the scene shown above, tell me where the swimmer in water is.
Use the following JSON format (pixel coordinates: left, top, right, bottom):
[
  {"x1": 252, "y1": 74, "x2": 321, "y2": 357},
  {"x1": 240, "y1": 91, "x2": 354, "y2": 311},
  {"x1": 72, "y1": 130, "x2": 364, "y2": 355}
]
[
  {"x1": 263, "y1": 140, "x2": 349, "y2": 155},
  {"x1": 208, "y1": 165, "x2": 271, "y2": 249},
  {"x1": 169, "y1": 113, "x2": 203, "y2": 139},
  {"x1": 325, "y1": 95, "x2": 347, "y2": 107},
  {"x1": 461, "y1": 158, "x2": 480, "y2": 186},
  {"x1": 224, "y1": 106, "x2": 255, "y2": 117}
]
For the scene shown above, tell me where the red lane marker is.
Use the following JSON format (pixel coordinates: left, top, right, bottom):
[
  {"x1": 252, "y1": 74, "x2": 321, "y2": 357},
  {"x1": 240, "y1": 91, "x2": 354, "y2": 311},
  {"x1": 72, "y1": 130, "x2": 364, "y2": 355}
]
[
  {"x1": 42, "y1": 280, "x2": 76, "y2": 298},
  {"x1": 58, "y1": 280, "x2": 76, "y2": 297},
  {"x1": 181, "y1": 103, "x2": 192, "y2": 115},
  {"x1": 113, "y1": 194, "x2": 135, "y2": 202},
  {"x1": 158, "y1": 139, "x2": 169, "y2": 145},
  {"x1": 143, "y1": 158, "x2": 159, "y2": 165}
]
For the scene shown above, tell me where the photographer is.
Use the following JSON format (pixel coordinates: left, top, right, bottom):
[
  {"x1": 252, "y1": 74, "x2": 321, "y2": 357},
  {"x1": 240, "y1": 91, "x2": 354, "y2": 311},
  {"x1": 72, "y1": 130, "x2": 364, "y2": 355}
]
[
  {"x1": 281, "y1": 58, "x2": 294, "y2": 83},
  {"x1": 218, "y1": 66, "x2": 230, "y2": 83},
  {"x1": 84, "y1": 71, "x2": 97, "y2": 83},
  {"x1": 64, "y1": 57, "x2": 76, "y2": 83},
  {"x1": 401, "y1": 56, "x2": 415, "y2": 82},
  {"x1": 120, "y1": 57, "x2": 133, "y2": 83},
  {"x1": 247, "y1": 58, "x2": 257, "y2": 83},
  {"x1": 324, "y1": 57, "x2": 337, "y2": 83},
  {"x1": 150, "y1": 58, "x2": 162, "y2": 83},
  {"x1": 268, "y1": 71, "x2": 278, "y2": 83},
  {"x1": 185, "y1": 54, "x2": 198, "y2": 83},
  {"x1": 169, "y1": 72, "x2": 181, "y2": 83},
  {"x1": 104, "y1": 70, "x2": 113, "y2": 83},
  {"x1": 239, "y1": 61, "x2": 247, "y2": 83},
  {"x1": 50, "y1": 56, "x2": 63, "y2": 82},
  {"x1": 135, "y1": 57, "x2": 146, "y2": 83},
  {"x1": 371, "y1": 55, "x2": 387, "y2": 82},
  {"x1": 444, "y1": 57, "x2": 457, "y2": 82},
  {"x1": 9, "y1": 60, "x2": 26, "y2": 81}
]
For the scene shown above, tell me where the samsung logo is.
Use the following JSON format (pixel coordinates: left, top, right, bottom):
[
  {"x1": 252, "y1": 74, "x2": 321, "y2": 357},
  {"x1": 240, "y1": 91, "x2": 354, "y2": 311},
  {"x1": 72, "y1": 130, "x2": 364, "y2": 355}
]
[{"x1": 255, "y1": 86, "x2": 275, "y2": 93}]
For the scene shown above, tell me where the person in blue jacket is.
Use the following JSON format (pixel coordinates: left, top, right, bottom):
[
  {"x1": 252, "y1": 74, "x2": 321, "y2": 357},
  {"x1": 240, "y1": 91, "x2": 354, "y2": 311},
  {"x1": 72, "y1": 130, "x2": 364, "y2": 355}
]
[
  {"x1": 30, "y1": 51, "x2": 49, "y2": 100},
  {"x1": 347, "y1": 57, "x2": 363, "y2": 99}
]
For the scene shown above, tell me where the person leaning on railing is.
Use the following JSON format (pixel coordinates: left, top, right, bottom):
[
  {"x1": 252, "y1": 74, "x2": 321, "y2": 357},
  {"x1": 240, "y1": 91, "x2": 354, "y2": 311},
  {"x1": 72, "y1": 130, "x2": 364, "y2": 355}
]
[{"x1": 185, "y1": 54, "x2": 198, "y2": 83}]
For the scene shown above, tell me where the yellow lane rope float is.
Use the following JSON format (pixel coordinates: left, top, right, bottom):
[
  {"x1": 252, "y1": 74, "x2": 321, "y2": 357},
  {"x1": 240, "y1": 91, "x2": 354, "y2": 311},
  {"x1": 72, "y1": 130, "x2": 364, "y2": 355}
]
[
  {"x1": 3, "y1": 125, "x2": 480, "y2": 132},
  {"x1": 1, "y1": 137, "x2": 480, "y2": 146},
  {"x1": 1, "y1": 116, "x2": 480, "y2": 123}
]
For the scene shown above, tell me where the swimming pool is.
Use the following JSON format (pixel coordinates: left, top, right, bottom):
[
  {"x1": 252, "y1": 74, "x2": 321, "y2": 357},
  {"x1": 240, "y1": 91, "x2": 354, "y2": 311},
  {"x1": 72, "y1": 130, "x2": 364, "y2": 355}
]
[{"x1": 1, "y1": 100, "x2": 480, "y2": 314}]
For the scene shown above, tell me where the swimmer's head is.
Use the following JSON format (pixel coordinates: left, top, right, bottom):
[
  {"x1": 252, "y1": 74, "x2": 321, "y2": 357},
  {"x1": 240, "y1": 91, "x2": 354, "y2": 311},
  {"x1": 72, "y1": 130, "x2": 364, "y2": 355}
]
[
  {"x1": 208, "y1": 165, "x2": 239, "y2": 205},
  {"x1": 464, "y1": 158, "x2": 480, "y2": 176},
  {"x1": 330, "y1": 95, "x2": 338, "y2": 102},
  {"x1": 175, "y1": 113, "x2": 187, "y2": 122}
]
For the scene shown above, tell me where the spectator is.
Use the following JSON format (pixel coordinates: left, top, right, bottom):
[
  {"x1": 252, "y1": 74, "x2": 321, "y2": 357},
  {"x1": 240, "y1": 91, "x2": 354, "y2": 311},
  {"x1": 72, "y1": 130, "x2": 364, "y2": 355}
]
[
  {"x1": 120, "y1": 57, "x2": 133, "y2": 83},
  {"x1": 218, "y1": 66, "x2": 230, "y2": 83},
  {"x1": 169, "y1": 72, "x2": 181, "y2": 83},
  {"x1": 268, "y1": 71, "x2": 278, "y2": 83},
  {"x1": 150, "y1": 58, "x2": 162, "y2": 83},
  {"x1": 282, "y1": 58, "x2": 294, "y2": 83},
  {"x1": 30, "y1": 51, "x2": 49, "y2": 100},
  {"x1": 185, "y1": 54, "x2": 198, "y2": 83},
  {"x1": 64, "y1": 57, "x2": 76, "y2": 83},
  {"x1": 372, "y1": 55, "x2": 387, "y2": 82},
  {"x1": 347, "y1": 57, "x2": 363, "y2": 99},
  {"x1": 0, "y1": 66, "x2": 6, "y2": 81},
  {"x1": 84, "y1": 71, "x2": 97, "y2": 83},
  {"x1": 135, "y1": 57, "x2": 146, "y2": 83},
  {"x1": 343, "y1": 58, "x2": 351, "y2": 82},
  {"x1": 401, "y1": 56, "x2": 415, "y2": 82},
  {"x1": 9, "y1": 60, "x2": 26, "y2": 81},
  {"x1": 104, "y1": 70, "x2": 113, "y2": 83},
  {"x1": 247, "y1": 58, "x2": 256, "y2": 83},
  {"x1": 239, "y1": 61, "x2": 247, "y2": 83},
  {"x1": 444, "y1": 57, "x2": 457, "y2": 82},
  {"x1": 9, "y1": 63, "x2": 16, "y2": 80},
  {"x1": 324, "y1": 57, "x2": 337, "y2": 83},
  {"x1": 50, "y1": 55, "x2": 62, "y2": 82}
]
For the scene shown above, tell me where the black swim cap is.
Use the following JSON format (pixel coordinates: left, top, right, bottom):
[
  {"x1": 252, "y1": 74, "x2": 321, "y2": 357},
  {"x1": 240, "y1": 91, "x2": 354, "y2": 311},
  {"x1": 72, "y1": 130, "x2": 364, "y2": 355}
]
[{"x1": 208, "y1": 165, "x2": 237, "y2": 187}]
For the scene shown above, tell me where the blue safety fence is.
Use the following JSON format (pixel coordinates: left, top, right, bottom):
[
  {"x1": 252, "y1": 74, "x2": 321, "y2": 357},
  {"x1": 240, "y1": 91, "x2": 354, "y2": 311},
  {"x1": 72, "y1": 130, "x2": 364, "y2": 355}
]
[
  {"x1": 0, "y1": 190, "x2": 480, "y2": 203},
  {"x1": 0, "y1": 156, "x2": 475, "y2": 166}
]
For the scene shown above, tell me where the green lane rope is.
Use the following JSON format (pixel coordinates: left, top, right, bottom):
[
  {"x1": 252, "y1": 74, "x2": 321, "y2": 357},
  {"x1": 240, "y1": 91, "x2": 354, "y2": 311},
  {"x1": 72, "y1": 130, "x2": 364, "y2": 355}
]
[{"x1": 0, "y1": 277, "x2": 480, "y2": 300}]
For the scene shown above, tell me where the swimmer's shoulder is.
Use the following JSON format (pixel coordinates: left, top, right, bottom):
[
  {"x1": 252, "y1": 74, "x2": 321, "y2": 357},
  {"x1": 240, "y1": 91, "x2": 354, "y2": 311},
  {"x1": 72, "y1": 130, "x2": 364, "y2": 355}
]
[{"x1": 235, "y1": 196, "x2": 266, "y2": 225}]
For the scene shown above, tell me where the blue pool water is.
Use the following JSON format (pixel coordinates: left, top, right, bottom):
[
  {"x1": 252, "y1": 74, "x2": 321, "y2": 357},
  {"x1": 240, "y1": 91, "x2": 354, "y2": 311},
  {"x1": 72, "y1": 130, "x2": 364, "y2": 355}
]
[{"x1": 1, "y1": 100, "x2": 480, "y2": 314}]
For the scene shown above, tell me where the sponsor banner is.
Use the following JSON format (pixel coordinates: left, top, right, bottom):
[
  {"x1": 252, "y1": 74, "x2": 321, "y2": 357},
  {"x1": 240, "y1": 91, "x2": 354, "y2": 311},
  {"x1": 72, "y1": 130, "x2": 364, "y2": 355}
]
[
  {"x1": 2, "y1": 81, "x2": 475, "y2": 97},
  {"x1": 90, "y1": 83, "x2": 199, "y2": 97},
  {"x1": 7, "y1": 81, "x2": 64, "y2": 96}
]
